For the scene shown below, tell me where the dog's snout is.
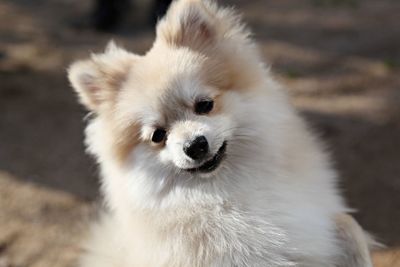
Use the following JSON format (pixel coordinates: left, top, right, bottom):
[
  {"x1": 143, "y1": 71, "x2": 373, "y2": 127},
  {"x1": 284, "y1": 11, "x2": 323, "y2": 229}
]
[{"x1": 183, "y1": 136, "x2": 209, "y2": 160}]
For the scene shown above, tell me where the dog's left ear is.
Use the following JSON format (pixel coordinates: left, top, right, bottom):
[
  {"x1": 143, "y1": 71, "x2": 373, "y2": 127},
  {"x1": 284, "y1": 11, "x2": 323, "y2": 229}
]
[
  {"x1": 156, "y1": 0, "x2": 216, "y2": 51},
  {"x1": 68, "y1": 42, "x2": 136, "y2": 112}
]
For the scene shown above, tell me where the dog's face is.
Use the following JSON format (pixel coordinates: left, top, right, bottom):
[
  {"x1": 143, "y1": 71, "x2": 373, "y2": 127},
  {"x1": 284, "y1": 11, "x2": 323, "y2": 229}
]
[
  {"x1": 113, "y1": 47, "x2": 236, "y2": 176},
  {"x1": 69, "y1": 0, "x2": 266, "y2": 181}
]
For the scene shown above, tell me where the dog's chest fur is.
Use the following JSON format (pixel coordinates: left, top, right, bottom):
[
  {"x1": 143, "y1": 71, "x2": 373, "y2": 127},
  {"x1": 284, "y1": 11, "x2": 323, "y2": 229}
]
[
  {"x1": 83, "y1": 184, "x2": 340, "y2": 267},
  {"x1": 84, "y1": 153, "x2": 342, "y2": 267}
]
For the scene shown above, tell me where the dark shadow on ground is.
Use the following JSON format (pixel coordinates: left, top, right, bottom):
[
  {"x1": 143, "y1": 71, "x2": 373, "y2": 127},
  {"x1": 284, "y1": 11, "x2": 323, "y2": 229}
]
[
  {"x1": 301, "y1": 110, "x2": 400, "y2": 246},
  {"x1": 0, "y1": 69, "x2": 99, "y2": 200}
]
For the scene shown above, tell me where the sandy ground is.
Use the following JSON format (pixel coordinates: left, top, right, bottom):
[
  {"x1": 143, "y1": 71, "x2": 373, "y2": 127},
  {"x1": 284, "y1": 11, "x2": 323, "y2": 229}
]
[{"x1": 0, "y1": 0, "x2": 399, "y2": 266}]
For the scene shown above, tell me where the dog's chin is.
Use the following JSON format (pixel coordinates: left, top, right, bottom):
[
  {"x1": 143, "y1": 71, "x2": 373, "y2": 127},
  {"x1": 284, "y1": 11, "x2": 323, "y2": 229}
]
[{"x1": 183, "y1": 141, "x2": 227, "y2": 174}]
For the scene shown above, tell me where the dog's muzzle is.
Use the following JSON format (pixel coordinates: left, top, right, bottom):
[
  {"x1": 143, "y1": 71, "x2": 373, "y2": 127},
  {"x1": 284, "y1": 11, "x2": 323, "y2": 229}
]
[{"x1": 185, "y1": 141, "x2": 227, "y2": 173}]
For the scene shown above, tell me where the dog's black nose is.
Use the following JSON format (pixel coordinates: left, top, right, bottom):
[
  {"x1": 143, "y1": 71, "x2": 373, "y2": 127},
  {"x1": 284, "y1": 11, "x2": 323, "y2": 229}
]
[{"x1": 184, "y1": 136, "x2": 209, "y2": 160}]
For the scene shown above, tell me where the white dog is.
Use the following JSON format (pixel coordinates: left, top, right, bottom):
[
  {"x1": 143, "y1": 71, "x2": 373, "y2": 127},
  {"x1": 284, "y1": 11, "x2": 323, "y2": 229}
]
[{"x1": 68, "y1": 0, "x2": 373, "y2": 266}]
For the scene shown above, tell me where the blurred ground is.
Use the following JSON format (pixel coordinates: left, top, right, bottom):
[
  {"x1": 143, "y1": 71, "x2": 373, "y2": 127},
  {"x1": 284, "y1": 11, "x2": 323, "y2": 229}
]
[{"x1": 0, "y1": 0, "x2": 399, "y2": 266}]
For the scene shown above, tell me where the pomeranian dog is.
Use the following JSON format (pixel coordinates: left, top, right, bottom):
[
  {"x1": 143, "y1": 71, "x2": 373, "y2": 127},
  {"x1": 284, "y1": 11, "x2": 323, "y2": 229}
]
[{"x1": 68, "y1": 0, "x2": 374, "y2": 266}]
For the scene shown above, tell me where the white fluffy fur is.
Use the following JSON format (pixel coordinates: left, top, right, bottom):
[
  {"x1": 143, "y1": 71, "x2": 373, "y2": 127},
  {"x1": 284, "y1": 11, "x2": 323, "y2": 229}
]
[{"x1": 68, "y1": 0, "x2": 372, "y2": 266}]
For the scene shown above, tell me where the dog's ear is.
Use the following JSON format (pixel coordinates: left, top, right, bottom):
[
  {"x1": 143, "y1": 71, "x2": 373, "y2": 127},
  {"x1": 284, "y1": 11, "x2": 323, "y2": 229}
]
[
  {"x1": 68, "y1": 42, "x2": 135, "y2": 112},
  {"x1": 156, "y1": 0, "x2": 216, "y2": 50}
]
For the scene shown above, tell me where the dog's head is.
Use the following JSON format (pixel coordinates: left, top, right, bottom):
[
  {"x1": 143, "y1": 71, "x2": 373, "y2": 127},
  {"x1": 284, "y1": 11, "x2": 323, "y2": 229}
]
[{"x1": 68, "y1": 0, "x2": 272, "y2": 182}]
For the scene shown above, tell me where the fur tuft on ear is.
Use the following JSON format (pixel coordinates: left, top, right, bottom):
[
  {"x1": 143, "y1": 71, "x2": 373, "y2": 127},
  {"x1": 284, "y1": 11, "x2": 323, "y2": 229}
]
[
  {"x1": 68, "y1": 42, "x2": 136, "y2": 111},
  {"x1": 157, "y1": 0, "x2": 216, "y2": 50}
]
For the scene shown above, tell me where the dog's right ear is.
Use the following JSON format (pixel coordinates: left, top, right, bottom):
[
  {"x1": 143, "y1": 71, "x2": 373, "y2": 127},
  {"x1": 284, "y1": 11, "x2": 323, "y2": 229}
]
[
  {"x1": 68, "y1": 42, "x2": 136, "y2": 112},
  {"x1": 156, "y1": 0, "x2": 217, "y2": 51}
]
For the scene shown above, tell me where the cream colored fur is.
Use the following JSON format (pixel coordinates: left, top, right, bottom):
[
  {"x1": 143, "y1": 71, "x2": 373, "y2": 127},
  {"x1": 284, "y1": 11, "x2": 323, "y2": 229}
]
[{"x1": 68, "y1": 0, "x2": 373, "y2": 266}]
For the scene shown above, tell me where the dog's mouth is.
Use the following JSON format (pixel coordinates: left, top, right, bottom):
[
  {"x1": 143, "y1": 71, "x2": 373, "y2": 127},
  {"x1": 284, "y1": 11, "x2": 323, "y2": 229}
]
[{"x1": 185, "y1": 141, "x2": 227, "y2": 173}]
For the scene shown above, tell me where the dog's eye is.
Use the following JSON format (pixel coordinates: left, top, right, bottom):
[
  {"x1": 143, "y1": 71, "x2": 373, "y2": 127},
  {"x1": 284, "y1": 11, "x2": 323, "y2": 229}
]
[
  {"x1": 194, "y1": 99, "x2": 214, "y2": 115},
  {"x1": 152, "y1": 128, "x2": 167, "y2": 143}
]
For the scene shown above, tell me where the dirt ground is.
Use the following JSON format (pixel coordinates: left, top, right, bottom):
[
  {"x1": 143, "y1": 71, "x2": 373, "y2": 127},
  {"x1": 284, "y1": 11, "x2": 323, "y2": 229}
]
[{"x1": 0, "y1": 0, "x2": 399, "y2": 266}]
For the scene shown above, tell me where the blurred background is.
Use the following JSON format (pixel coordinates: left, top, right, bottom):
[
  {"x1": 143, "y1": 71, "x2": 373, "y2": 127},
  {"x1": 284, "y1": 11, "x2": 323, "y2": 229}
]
[{"x1": 0, "y1": 0, "x2": 399, "y2": 266}]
